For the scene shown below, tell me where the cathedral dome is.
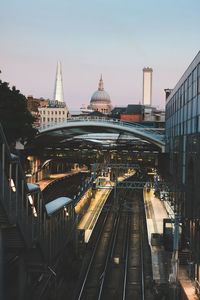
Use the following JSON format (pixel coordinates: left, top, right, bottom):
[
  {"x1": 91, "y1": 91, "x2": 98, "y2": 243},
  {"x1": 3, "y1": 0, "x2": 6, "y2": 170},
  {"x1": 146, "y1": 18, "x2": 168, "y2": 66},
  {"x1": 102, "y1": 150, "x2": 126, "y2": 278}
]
[
  {"x1": 89, "y1": 75, "x2": 113, "y2": 114},
  {"x1": 91, "y1": 90, "x2": 111, "y2": 103}
]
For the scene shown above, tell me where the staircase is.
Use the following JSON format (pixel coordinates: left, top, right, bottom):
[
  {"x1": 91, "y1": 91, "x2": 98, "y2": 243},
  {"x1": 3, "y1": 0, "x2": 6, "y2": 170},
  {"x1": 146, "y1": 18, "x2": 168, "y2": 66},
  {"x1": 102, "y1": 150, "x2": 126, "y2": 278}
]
[{"x1": 0, "y1": 123, "x2": 77, "y2": 299}]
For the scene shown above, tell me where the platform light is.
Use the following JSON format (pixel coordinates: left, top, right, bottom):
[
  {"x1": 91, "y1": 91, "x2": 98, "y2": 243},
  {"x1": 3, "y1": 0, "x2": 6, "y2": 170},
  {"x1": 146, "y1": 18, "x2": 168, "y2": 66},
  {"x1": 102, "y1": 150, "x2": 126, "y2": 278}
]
[
  {"x1": 33, "y1": 206, "x2": 37, "y2": 217},
  {"x1": 27, "y1": 156, "x2": 34, "y2": 161},
  {"x1": 28, "y1": 195, "x2": 34, "y2": 205},
  {"x1": 26, "y1": 174, "x2": 32, "y2": 178},
  {"x1": 114, "y1": 257, "x2": 120, "y2": 264},
  {"x1": 9, "y1": 179, "x2": 16, "y2": 192},
  {"x1": 64, "y1": 206, "x2": 69, "y2": 216}
]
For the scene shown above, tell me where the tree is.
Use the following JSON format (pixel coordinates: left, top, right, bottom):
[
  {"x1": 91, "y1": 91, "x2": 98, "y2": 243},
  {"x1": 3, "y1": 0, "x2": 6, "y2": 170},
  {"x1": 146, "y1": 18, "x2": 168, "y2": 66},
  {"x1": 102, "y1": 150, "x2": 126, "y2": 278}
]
[{"x1": 0, "y1": 77, "x2": 37, "y2": 144}]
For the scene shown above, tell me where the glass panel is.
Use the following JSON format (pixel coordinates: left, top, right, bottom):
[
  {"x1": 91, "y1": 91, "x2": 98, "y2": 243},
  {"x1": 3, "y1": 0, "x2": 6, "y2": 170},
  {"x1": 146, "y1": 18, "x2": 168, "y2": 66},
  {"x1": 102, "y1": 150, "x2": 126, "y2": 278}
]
[
  {"x1": 184, "y1": 105, "x2": 187, "y2": 121},
  {"x1": 188, "y1": 86, "x2": 192, "y2": 101},
  {"x1": 184, "y1": 121, "x2": 187, "y2": 134},
  {"x1": 198, "y1": 116, "x2": 200, "y2": 132},
  {"x1": 189, "y1": 74, "x2": 192, "y2": 86},
  {"x1": 187, "y1": 102, "x2": 192, "y2": 119},
  {"x1": 193, "y1": 68, "x2": 197, "y2": 81},
  {"x1": 192, "y1": 97, "x2": 197, "y2": 117},
  {"x1": 187, "y1": 119, "x2": 191, "y2": 134},
  {"x1": 198, "y1": 77, "x2": 200, "y2": 94},
  {"x1": 198, "y1": 95, "x2": 200, "y2": 115},
  {"x1": 185, "y1": 87, "x2": 188, "y2": 103},
  {"x1": 192, "y1": 81, "x2": 197, "y2": 98},
  {"x1": 191, "y1": 118, "x2": 195, "y2": 133},
  {"x1": 197, "y1": 64, "x2": 200, "y2": 77}
]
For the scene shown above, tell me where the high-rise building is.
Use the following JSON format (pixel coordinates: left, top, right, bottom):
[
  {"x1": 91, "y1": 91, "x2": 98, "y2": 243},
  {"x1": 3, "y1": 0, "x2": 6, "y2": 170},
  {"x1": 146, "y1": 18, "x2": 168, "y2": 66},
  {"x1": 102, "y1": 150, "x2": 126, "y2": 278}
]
[
  {"x1": 53, "y1": 61, "x2": 64, "y2": 102},
  {"x1": 142, "y1": 67, "x2": 153, "y2": 106},
  {"x1": 165, "y1": 51, "x2": 200, "y2": 290}
]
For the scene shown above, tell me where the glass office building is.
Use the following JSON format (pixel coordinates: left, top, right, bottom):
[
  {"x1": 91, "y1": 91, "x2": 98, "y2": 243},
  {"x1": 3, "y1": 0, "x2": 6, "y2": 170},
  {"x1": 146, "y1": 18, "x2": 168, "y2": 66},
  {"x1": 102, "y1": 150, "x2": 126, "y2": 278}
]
[{"x1": 166, "y1": 51, "x2": 200, "y2": 287}]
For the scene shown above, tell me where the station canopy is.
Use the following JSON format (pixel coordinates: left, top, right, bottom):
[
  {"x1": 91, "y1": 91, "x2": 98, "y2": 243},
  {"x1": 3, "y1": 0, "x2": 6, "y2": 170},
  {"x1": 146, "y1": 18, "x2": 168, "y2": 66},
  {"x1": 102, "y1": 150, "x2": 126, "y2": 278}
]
[{"x1": 28, "y1": 118, "x2": 165, "y2": 152}]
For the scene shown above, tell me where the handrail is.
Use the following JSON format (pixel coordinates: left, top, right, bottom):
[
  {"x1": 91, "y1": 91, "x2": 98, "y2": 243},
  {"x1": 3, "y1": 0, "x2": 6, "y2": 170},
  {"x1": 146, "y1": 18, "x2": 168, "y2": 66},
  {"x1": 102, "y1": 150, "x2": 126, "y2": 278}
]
[
  {"x1": 0, "y1": 122, "x2": 79, "y2": 263},
  {"x1": 0, "y1": 123, "x2": 40, "y2": 247}
]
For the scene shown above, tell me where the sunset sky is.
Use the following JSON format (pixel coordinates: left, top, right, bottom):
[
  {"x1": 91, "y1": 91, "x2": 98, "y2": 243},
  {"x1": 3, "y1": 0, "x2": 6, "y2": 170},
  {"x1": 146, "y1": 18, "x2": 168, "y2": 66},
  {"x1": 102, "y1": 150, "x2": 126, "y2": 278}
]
[{"x1": 1, "y1": 0, "x2": 200, "y2": 109}]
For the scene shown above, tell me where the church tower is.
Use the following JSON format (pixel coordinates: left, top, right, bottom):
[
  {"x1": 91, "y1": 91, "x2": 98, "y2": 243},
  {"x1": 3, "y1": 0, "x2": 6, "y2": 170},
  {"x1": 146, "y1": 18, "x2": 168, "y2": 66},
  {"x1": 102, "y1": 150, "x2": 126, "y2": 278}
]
[{"x1": 53, "y1": 61, "x2": 64, "y2": 102}]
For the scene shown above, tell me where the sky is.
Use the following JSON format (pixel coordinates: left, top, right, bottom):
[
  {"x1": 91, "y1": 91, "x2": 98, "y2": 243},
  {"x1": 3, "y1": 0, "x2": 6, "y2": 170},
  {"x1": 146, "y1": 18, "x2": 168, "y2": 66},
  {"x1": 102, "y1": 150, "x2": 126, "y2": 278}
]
[{"x1": 1, "y1": 0, "x2": 200, "y2": 109}]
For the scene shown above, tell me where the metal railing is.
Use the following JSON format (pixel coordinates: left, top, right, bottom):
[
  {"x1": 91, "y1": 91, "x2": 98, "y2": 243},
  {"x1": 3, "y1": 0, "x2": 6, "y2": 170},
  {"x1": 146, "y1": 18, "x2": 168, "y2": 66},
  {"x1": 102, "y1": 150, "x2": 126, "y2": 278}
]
[
  {"x1": 39, "y1": 116, "x2": 165, "y2": 139},
  {"x1": 0, "y1": 124, "x2": 43, "y2": 247},
  {"x1": 0, "y1": 123, "x2": 85, "y2": 263}
]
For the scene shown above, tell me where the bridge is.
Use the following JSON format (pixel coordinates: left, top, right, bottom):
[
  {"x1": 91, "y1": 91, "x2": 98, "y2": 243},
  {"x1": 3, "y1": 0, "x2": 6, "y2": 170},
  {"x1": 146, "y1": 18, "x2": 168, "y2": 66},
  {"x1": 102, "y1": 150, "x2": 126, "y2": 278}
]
[{"x1": 37, "y1": 117, "x2": 166, "y2": 152}]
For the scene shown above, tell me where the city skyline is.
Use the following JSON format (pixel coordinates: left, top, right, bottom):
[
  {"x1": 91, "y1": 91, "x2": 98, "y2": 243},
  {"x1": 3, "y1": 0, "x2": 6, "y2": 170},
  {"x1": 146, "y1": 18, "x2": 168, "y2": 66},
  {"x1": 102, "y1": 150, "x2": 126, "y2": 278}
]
[{"x1": 1, "y1": 0, "x2": 200, "y2": 109}]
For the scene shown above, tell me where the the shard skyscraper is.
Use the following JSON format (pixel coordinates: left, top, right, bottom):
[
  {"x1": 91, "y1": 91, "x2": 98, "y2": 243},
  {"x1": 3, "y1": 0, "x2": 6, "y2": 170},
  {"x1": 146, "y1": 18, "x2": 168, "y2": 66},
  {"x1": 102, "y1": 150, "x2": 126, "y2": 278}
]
[{"x1": 53, "y1": 61, "x2": 64, "y2": 102}]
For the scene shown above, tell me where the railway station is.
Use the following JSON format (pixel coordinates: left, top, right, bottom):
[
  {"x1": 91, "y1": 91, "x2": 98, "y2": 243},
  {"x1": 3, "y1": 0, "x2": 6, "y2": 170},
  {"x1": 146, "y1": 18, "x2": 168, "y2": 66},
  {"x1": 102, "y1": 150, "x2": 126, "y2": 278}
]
[{"x1": 0, "y1": 51, "x2": 200, "y2": 300}]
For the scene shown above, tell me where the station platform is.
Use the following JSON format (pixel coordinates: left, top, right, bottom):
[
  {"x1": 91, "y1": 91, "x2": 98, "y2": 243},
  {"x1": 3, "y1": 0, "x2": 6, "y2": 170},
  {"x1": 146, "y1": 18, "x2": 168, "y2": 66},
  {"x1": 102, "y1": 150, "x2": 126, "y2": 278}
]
[
  {"x1": 144, "y1": 189, "x2": 169, "y2": 285},
  {"x1": 143, "y1": 189, "x2": 198, "y2": 299},
  {"x1": 77, "y1": 175, "x2": 131, "y2": 243},
  {"x1": 78, "y1": 188, "x2": 111, "y2": 242}
]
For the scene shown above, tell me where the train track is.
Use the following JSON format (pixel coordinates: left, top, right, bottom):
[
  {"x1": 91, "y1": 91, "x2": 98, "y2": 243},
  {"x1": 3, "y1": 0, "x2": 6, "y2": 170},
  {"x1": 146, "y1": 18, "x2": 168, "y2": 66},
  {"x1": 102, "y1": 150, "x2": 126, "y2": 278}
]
[
  {"x1": 124, "y1": 195, "x2": 145, "y2": 300},
  {"x1": 76, "y1": 190, "x2": 146, "y2": 300}
]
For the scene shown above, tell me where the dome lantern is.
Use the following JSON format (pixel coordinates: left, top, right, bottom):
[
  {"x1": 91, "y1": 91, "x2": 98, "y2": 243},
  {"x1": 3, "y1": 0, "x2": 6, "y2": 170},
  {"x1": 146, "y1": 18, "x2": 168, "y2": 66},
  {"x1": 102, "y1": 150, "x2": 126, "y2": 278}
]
[{"x1": 98, "y1": 74, "x2": 104, "y2": 91}]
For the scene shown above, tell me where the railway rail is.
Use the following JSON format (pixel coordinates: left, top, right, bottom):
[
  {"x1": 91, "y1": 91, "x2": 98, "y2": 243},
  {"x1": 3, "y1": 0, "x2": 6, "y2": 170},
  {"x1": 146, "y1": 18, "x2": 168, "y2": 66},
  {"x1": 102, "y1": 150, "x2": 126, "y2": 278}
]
[{"x1": 76, "y1": 188, "x2": 149, "y2": 300}]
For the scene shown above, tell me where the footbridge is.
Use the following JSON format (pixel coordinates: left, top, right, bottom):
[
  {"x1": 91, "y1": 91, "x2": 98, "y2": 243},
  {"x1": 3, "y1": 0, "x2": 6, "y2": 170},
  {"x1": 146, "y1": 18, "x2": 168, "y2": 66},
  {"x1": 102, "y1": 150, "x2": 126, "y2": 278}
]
[{"x1": 38, "y1": 117, "x2": 165, "y2": 151}]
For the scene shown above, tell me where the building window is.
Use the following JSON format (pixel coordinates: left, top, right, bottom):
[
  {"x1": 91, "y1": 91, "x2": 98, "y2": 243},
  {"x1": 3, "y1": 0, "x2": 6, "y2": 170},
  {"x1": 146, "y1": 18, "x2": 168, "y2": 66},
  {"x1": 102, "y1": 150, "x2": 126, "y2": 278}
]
[
  {"x1": 188, "y1": 86, "x2": 192, "y2": 101},
  {"x1": 187, "y1": 119, "x2": 191, "y2": 134},
  {"x1": 63, "y1": 111, "x2": 65, "y2": 114},
  {"x1": 48, "y1": 111, "x2": 50, "y2": 115},
  {"x1": 55, "y1": 111, "x2": 57, "y2": 115},
  {"x1": 198, "y1": 95, "x2": 200, "y2": 114},
  {"x1": 192, "y1": 81, "x2": 197, "y2": 98},
  {"x1": 43, "y1": 117, "x2": 45, "y2": 122},
  {"x1": 51, "y1": 118, "x2": 53, "y2": 121},
  {"x1": 195, "y1": 116, "x2": 198, "y2": 132},
  {"x1": 198, "y1": 116, "x2": 200, "y2": 132},
  {"x1": 59, "y1": 111, "x2": 61, "y2": 115},
  {"x1": 51, "y1": 111, "x2": 53, "y2": 115},
  {"x1": 47, "y1": 118, "x2": 49, "y2": 122},
  {"x1": 188, "y1": 101, "x2": 192, "y2": 119},
  {"x1": 43, "y1": 111, "x2": 45, "y2": 115},
  {"x1": 192, "y1": 98, "x2": 197, "y2": 117}
]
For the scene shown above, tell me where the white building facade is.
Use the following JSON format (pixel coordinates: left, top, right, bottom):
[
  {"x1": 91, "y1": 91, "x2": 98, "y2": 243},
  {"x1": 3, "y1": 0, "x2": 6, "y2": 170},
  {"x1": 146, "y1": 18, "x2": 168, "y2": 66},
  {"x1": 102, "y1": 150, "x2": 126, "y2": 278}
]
[
  {"x1": 39, "y1": 101, "x2": 68, "y2": 127},
  {"x1": 142, "y1": 67, "x2": 153, "y2": 106}
]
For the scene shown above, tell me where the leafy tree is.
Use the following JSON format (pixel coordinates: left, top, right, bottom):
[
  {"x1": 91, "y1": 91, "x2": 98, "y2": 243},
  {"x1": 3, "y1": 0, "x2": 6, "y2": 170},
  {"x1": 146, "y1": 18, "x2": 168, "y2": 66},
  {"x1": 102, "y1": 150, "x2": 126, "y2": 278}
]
[{"x1": 0, "y1": 76, "x2": 37, "y2": 143}]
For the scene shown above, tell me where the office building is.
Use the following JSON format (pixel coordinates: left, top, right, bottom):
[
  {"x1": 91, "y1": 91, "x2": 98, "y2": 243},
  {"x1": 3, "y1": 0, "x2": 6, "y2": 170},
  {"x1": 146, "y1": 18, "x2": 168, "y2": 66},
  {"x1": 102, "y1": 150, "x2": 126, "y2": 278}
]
[
  {"x1": 143, "y1": 67, "x2": 153, "y2": 106},
  {"x1": 165, "y1": 51, "x2": 200, "y2": 286}
]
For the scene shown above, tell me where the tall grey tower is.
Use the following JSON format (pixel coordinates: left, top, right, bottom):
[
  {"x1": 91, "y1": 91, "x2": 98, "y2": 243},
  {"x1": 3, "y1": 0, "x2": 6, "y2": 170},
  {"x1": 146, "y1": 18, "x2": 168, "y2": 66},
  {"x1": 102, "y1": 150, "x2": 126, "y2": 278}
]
[
  {"x1": 142, "y1": 67, "x2": 153, "y2": 106},
  {"x1": 53, "y1": 61, "x2": 64, "y2": 102}
]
